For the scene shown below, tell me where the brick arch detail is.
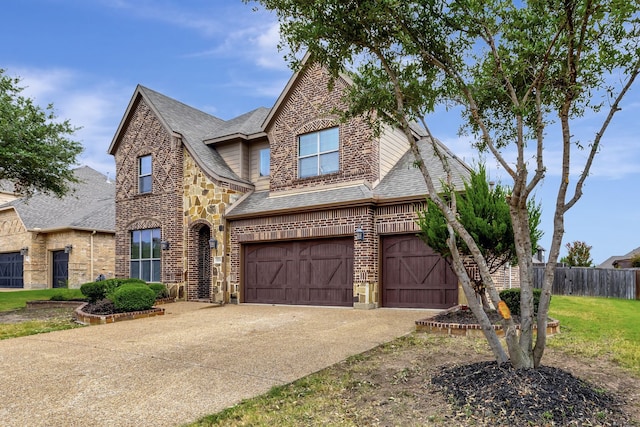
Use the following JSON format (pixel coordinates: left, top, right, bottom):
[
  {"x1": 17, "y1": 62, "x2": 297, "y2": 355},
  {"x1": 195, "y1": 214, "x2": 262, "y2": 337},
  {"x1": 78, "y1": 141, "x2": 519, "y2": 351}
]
[{"x1": 126, "y1": 218, "x2": 162, "y2": 231}]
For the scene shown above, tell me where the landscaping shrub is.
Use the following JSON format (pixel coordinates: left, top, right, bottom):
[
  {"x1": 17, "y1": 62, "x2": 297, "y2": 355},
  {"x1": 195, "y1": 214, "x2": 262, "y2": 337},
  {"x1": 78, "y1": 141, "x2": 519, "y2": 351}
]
[
  {"x1": 80, "y1": 281, "x2": 109, "y2": 303},
  {"x1": 148, "y1": 283, "x2": 169, "y2": 299},
  {"x1": 80, "y1": 278, "x2": 148, "y2": 303},
  {"x1": 499, "y1": 288, "x2": 545, "y2": 316},
  {"x1": 112, "y1": 284, "x2": 156, "y2": 312},
  {"x1": 49, "y1": 293, "x2": 87, "y2": 302}
]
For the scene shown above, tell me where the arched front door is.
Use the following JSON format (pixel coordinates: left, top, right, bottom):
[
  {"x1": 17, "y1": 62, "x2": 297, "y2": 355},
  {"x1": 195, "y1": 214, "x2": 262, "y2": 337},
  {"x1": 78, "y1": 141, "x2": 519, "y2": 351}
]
[{"x1": 197, "y1": 226, "x2": 211, "y2": 300}]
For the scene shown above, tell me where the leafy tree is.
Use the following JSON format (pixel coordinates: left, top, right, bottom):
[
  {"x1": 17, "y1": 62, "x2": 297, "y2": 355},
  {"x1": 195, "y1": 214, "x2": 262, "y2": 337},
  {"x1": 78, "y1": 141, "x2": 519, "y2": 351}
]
[
  {"x1": 562, "y1": 241, "x2": 593, "y2": 267},
  {"x1": 631, "y1": 254, "x2": 640, "y2": 268},
  {"x1": 417, "y1": 165, "x2": 542, "y2": 309},
  {"x1": 0, "y1": 69, "x2": 82, "y2": 197},
  {"x1": 250, "y1": 0, "x2": 640, "y2": 368}
]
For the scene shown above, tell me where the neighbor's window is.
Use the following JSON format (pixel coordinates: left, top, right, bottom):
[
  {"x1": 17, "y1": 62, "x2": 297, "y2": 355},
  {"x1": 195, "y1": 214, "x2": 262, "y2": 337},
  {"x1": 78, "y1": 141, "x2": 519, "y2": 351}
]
[
  {"x1": 259, "y1": 148, "x2": 270, "y2": 177},
  {"x1": 130, "y1": 228, "x2": 161, "y2": 282},
  {"x1": 138, "y1": 155, "x2": 152, "y2": 194},
  {"x1": 298, "y1": 127, "x2": 339, "y2": 178}
]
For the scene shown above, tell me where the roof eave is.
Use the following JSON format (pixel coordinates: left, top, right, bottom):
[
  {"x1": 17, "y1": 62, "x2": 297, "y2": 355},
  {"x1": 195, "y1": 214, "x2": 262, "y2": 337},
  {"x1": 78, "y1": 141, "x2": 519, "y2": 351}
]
[
  {"x1": 226, "y1": 197, "x2": 374, "y2": 220},
  {"x1": 203, "y1": 131, "x2": 268, "y2": 145}
]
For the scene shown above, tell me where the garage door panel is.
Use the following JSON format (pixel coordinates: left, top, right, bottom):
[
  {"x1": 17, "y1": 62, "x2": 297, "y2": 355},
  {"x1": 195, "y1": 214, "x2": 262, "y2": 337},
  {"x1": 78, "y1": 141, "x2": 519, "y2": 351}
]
[
  {"x1": 244, "y1": 238, "x2": 353, "y2": 306},
  {"x1": 0, "y1": 252, "x2": 24, "y2": 288},
  {"x1": 382, "y1": 235, "x2": 458, "y2": 309}
]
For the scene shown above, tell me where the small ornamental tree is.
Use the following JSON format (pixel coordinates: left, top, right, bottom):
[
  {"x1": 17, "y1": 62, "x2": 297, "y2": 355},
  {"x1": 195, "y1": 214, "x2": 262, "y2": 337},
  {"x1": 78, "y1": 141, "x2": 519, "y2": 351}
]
[
  {"x1": 0, "y1": 69, "x2": 83, "y2": 197},
  {"x1": 417, "y1": 165, "x2": 542, "y2": 309},
  {"x1": 250, "y1": 0, "x2": 640, "y2": 369},
  {"x1": 562, "y1": 241, "x2": 594, "y2": 267}
]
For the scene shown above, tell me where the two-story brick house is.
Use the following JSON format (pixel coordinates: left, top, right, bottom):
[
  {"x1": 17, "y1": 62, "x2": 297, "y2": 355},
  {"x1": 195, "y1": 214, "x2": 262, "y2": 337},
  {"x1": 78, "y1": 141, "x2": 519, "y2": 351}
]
[{"x1": 109, "y1": 59, "x2": 470, "y2": 309}]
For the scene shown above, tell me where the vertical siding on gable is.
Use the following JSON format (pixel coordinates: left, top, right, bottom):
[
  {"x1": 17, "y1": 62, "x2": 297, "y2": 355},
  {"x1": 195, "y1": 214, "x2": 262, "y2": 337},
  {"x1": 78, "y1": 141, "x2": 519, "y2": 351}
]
[
  {"x1": 249, "y1": 140, "x2": 270, "y2": 191},
  {"x1": 216, "y1": 142, "x2": 244, "y2": 180},
  {"x1": 378, "y1": 125, "x2": 410, "y2": 182}
]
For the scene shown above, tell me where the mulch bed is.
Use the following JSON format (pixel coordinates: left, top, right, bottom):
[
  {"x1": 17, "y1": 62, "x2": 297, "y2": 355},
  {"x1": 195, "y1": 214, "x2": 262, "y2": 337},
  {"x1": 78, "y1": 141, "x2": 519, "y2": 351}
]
[
  {"x1": 432, "y1": 361, "x2": 629, "y2": 426},
  {"x1": 430, "y1": 308, "x2": 630, "y2": 425}
]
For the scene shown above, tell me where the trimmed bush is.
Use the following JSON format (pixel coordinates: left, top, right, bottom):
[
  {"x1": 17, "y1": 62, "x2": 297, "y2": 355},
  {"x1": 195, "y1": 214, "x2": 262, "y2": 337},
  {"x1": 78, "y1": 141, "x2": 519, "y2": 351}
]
[
  {"x1": 499, "y1": 288, "x2": 545, "y2": 316},
  {"x1": 148, "y1": 283, "x2": 169, "y2": 299},
  {"x1": 80, "y1": 281, "x2": 109, "y2": 303},
  {"x1": 80, "y1": 278, "x2": 148, "y2": 303},
  {"x1": 112, "y1": 284, "x2": 156, "y2": 312}
]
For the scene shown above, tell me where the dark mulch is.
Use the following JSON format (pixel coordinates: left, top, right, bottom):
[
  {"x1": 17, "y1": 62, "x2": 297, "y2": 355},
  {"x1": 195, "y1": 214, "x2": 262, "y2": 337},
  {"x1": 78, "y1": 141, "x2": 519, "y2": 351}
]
[
  {"x1": 433, "y1": 308, "x2": 514, "y2": 325},
  {"x1": 81, "y1": 299, "x2": 118, "y2": 315},
  {"x1": 432, "y1": 361, "x2": 630, "y2": 426}
]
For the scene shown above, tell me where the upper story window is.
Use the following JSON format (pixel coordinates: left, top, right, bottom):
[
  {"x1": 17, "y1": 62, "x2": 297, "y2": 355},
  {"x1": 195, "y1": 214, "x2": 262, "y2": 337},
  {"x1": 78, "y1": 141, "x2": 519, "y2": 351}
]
[
  {"x1": 138, "y1": 155, "x2": 152, "y2": 194},
  {"x1": 259, "y1": 148, "x2": 270, "y2": 177},
  {"x1": 298, "y1": 127, "x2": 339, "y2": 178}
]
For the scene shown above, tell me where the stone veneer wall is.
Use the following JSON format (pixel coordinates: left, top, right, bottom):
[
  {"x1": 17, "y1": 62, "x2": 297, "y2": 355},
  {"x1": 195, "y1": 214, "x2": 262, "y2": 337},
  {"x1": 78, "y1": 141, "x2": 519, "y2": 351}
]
[
  {"x1": 183, "y1": 151, "x2": 248, "y2": 301},
  {"x1": 112, "y1": 98, "x2": 184, "y2": 286},
  {"x1": 267, "y1": 62, "x2": 379, "y2": 192}
]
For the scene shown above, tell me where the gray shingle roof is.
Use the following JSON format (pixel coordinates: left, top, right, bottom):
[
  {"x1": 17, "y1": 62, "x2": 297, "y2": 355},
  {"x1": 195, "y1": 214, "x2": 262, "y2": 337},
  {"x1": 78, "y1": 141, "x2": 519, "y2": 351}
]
[
  {"x1": 204, "y1": 107, "x2": 270, "y2": 142},
  {"x1": 1, "y1": 166, "x2": 115, "y2": 232},
  {"x1": 226, "y1": 185, "x2": 373, "y2": 218},
  {"x1": 374, "y1": 138, "x2": 471, "y2": 200},
  {"x1": 138, "y1": 86, "x2": 250, "y2": 185}
]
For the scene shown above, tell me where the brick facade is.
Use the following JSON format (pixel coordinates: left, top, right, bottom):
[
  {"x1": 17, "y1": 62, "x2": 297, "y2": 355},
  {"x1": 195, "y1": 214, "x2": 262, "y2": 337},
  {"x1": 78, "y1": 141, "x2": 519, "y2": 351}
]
[
  {"x1": 113, "y1": 98, "x2": 184, "y2": 286},
  {"x1": 267, "y1": 63, "x2": 379, "y2": 192}
]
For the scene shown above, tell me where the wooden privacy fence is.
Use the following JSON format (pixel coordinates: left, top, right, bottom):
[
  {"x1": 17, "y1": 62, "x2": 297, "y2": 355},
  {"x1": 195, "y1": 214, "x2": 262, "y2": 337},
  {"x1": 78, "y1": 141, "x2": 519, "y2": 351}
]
[{"x1": 532, "y1": 267, "x2": 640, "y2": 300}]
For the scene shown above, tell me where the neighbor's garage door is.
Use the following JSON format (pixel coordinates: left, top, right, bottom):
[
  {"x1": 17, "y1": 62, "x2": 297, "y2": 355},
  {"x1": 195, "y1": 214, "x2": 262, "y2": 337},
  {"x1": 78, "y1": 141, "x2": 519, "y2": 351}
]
[
  {"x1": 0, "y1": 252, "x2": 24, "y2": 288},
  {"x1": 243, "y1": 238, "x2": 353, "y2": 306},
  {"x1": 382, "y1": 234, "x2": 458, "y2": 309}
]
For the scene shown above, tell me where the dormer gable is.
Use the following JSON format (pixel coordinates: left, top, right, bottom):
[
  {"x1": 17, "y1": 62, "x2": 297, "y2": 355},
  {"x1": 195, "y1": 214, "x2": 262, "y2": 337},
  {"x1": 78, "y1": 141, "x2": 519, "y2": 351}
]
[{"x1": 263, "y1": 59, "x2": 379, "y2": 193}]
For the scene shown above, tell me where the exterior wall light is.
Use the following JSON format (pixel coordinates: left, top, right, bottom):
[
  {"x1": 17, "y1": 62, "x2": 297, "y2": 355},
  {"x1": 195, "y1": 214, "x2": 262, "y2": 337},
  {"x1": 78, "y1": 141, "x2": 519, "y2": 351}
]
[
  {"x1": 64, "y1": 244, "x2": 73, "y2": 254},
  {"x1": 209, "y1": 238, "x2": 218, "y2": 250},
  {"x1": 355, "y1": 226, "x2": 365, "y2": 242},
  {"x1": 20, "y1": 247, "x2": 28, "y2": 256},
  {"x1": 161, "y1": 241, "x2": 170, "y2": 251}
]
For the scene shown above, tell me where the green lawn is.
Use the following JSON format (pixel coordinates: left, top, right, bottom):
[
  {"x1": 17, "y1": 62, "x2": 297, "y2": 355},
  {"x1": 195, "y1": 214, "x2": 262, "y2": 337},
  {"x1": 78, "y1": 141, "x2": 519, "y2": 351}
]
[
  {"x1": 0, "y1": 288, "x2": 84, "y2": 311},
  {"x1": 548, "y1": 295, "x2": 640, "y2": 374}
]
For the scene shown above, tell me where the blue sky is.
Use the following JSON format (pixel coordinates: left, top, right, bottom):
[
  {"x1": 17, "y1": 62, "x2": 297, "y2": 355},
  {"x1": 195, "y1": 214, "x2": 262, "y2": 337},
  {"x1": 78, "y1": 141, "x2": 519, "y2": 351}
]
[{"x1": 2, "y1": 0, "x2": 639, "y2": 264}]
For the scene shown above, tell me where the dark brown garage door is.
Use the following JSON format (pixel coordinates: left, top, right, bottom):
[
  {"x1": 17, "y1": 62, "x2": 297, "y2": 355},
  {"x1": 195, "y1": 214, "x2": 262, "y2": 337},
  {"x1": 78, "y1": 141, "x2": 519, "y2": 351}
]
[
  {"x1": 382, "y1": 234, "x2": 458, "y2": 309},
  {"x1": 243, "y1": 238, "x2": 353, "y2": 306}
]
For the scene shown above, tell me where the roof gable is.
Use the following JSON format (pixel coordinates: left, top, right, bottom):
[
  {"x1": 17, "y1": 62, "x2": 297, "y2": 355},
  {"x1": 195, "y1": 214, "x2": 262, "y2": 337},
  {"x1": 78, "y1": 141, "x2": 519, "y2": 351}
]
[{"x1": 109, "y1": 86, "x2": 251, "y2": 187}]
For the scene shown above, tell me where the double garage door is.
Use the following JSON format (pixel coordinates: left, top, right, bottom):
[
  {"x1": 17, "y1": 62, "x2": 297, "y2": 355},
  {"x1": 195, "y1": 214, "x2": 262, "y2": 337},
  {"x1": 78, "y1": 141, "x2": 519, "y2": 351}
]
[{"x1": 243, "y1": 234, "x2": 458, "y2": 308}]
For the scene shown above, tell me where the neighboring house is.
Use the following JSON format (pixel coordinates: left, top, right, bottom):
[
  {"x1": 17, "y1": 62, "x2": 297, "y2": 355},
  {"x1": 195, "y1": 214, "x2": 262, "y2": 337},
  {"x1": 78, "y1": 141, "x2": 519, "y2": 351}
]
[
  {"x1": 598, "y1": 246, "x2": 640, "y2": 269},
  {"x1": 0, "y1": 166, "x2": 115, "y2": 289},
  {"x1": 109, "y1": 59, "x2": 472, "y2": 309},
  {"x1": 0, "y1": 181, "x2": 20, "y2": 205}
]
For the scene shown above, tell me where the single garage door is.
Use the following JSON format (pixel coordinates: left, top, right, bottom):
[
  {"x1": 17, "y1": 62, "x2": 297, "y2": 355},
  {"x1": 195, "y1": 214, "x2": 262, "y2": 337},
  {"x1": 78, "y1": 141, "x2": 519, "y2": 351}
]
[
  {"x1": 382, "y1": 234, "x2": 458, "y2": 309},
  {"x1": 0, "y1": 252, "x2": 24, "y2": 288},
  {"x1": 243, "y1": 238, "x2": 353, "y2": 306}
]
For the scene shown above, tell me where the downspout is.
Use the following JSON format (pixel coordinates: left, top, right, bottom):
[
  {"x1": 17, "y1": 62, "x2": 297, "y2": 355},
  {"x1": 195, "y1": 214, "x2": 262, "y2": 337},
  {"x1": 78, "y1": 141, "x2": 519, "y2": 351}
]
[{"x1": 90, "y1": 230, "x2": 97, "y2": 280}]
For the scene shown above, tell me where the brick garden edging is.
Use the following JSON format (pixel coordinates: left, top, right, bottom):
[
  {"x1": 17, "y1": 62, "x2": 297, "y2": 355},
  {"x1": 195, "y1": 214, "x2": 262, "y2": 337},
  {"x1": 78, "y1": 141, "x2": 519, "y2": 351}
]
[
  {"x1": 415, "y1": 305, "x2": 560, "y2": 337},
  {"x1": 74, "y1": 303, "x2": 166, "y2": 325},
  {"x1": 26, "y1": 300, "x2": 87, "y2": 310}
]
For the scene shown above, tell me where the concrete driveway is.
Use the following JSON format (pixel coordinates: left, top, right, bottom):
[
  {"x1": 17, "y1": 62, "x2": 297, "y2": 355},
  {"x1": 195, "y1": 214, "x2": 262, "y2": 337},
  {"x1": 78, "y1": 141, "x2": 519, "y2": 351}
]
[{"x1": 0, "y1": 302, "x2": 435, "y2": 427}]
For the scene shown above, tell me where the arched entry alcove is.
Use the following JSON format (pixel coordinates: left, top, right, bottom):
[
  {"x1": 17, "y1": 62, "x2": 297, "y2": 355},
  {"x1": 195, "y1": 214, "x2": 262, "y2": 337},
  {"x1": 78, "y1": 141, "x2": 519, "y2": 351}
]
[
  {"x1": 189, "y1": 221, "x2": 212, "y2": 301},
  {"x1": 197, "y1": 226, "x2": 212, "y2": 300}
]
